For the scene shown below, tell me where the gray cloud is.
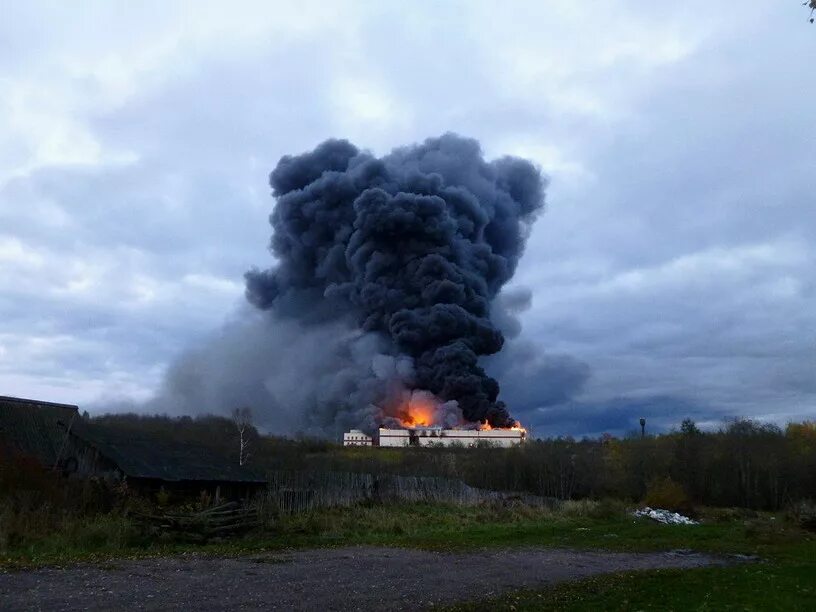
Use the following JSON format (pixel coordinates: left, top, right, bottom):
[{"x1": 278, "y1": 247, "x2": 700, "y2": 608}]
[
  {"x1": 529, "y1": 396, "x2": 716, "y2": 439},
  {"x1": 1, "y1": 1, "x2": 814, "y2": 437}
]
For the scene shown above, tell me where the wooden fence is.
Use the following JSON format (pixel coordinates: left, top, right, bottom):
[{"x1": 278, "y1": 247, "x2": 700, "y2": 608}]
[
  {"x1": 263, "y1": 470, "x2": 558, "y2": 514},
  {"x1": 133, "y1": 501, "x2": 260, "y2": 541}
]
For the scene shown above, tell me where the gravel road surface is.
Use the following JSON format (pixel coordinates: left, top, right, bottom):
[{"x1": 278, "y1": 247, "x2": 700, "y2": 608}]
[{"x1": 0, "y1": 546, "x2": 728, "y2": 611}]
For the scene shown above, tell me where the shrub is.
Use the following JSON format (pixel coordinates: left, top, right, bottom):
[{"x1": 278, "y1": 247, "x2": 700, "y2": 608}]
[
  {"x1": 643, "y1": 477, "x2": 693, "y2": 515},
  {"x1": 787, "y1": 500, "x2": 816, "y2": 532}
]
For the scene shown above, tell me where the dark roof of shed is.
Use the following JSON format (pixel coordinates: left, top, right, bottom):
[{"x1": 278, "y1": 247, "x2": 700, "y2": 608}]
[
  {"x1": 0, "y1": 396, "x2": 79, "y2": 466},
  {"x1": 74, "y1": 426, "x2": 267, "y2": 484}
]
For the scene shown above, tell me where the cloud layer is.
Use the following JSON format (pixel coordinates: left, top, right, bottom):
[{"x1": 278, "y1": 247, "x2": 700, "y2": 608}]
[{"x1": 1, "y1": 1, "x2": 813, "y2": 437}]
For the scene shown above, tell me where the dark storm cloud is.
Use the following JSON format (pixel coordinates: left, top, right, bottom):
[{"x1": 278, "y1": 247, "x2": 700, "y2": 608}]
[{"x1": 529, "y1": 396, "x2": 716, "y2": 439}]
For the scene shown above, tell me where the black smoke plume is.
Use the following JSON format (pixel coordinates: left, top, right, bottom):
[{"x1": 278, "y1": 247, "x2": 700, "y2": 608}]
[{"x1": 245, "y1": 134, "x2": 544, "y2": 427}]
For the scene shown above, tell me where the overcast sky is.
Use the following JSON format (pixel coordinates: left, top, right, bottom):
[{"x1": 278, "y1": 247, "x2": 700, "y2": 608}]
[{"x1": 1, "y1": 1, "x2": 814, "y2": 437}]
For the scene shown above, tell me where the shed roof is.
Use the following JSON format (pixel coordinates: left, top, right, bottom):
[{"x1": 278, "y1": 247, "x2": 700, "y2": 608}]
[
  {"x1": 0, "y1": 396, "x2": 267, "y2": 484},
  {"x1": 0, "y1": 396, "x2": 78, "y2": 467},
  {"x1": 74, "y1": 426, "x2": 267, "y2": 484}
]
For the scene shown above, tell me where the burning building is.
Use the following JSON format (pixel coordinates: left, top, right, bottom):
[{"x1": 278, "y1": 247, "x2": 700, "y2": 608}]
[
  {"x1": 233, "y1": 134, "x2": 547, "y2": 436},
  {"x1": 377, "y1": 427, "x2": 525, "y2": 448},
  {"x1": 342, "y1": 427, "x2": 525, "y2": 448},
  {"x1": 343, "y1": 394, "x2": 527, "y2": 447}
]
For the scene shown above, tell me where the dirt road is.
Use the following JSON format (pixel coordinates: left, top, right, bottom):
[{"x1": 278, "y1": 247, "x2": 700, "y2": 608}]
[{"x1": 0, "y1": 546, "x2": 727, "y2": 611}]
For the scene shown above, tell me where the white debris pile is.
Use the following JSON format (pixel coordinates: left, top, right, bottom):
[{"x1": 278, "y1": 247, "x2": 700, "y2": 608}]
[{"x1": 633, "y1": 507, "x2": 699, "y2": 525}]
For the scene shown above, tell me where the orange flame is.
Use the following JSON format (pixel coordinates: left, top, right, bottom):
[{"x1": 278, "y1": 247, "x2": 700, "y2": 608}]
[
  {"x1": 480, "y1": 420, "x2": 527, "y2": 435},
  {"x1": 511, "y1": 422, "x2": 527, "y2": 435},
  {"x1": 397, "y1": 396, "x2": 436, "y2": 428},
  {"x1": 394, "y1": 390, "x2": 528, "y2": 435}
]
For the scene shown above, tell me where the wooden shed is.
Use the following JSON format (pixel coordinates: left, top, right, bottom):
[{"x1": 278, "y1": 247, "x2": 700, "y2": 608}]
[
  {"x1": 71, "y1": 426, "x2": 268, "y2": 498},
  {"x1": 0, "y1": 395, "x2": 81, "y2": 472},
  {"x1": 1, "y1": 395, "x2": 267, "y2": 499}
]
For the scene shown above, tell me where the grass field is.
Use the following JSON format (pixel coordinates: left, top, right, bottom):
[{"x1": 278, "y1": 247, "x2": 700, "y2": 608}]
[
  {"x1": 2, "y1": 501, "x2": 814, "y2": 610},
  {"x1": 450, "y1": 556, "x2": 816, "y2": 612}
]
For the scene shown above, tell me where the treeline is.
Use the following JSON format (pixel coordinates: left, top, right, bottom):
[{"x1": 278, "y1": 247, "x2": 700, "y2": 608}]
[
  {"x1": 460, "y1": 419, "x2": 816, "y2": 511},
  {"x1": 87, "y1": 414, "x2": 816, "y2": 511}
]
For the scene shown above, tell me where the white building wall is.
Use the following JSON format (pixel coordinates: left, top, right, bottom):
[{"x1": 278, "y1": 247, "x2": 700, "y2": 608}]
[
  {"x1": 418, "y1": 428, "x2": 524, "y2": 448},
  {"x1": 343, "y1": 429, "x2": 373, "y2": 446},
  {"x1": 377, "y1": 429, "x2": 411, "y2": 447},
  {"x1": 374, "y1": 427, "x2": 525, "y2": 448}
]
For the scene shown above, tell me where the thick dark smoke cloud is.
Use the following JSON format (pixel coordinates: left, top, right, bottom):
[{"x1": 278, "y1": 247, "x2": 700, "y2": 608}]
[
  {"x1": 246, "y1": 134, "x2": 544, "y2": 427},
  {"x1": 127, "y1": 134, "x2": 582, "y2": 437}
]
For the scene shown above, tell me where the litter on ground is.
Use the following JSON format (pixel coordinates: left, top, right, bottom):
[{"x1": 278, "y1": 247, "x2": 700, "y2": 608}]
[{"x1": 633, "y1": 507, "x2": 699, "y2": 525}]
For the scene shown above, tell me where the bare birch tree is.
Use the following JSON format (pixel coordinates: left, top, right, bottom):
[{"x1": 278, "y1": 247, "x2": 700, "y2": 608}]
[{"x1": 231, "y1": 406, "x2": 253, "y2": 466}]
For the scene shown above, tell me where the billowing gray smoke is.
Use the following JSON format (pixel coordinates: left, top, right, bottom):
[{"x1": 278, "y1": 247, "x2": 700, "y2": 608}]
[
  {"x1": 123, "y1": 133, "x2": 584, "y2": 437},
  {"x1": 245, "y1": 134, "x2": 544, "y2": 427}
]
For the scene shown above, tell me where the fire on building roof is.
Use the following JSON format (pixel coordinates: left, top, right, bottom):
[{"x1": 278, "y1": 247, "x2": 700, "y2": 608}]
[{"x1": 343, "y1": 426, "x2": 526, "y2": 448}]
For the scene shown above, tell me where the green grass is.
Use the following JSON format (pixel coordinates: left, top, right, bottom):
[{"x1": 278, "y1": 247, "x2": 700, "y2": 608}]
[
  {"x1": 0, "y1": 502, "x2": 808, "y2": 564},
  {"x1": 2, "y1": 502, "x2": 814, "y2": 610},
  {"x1": 449, "y1": 550, "x2": 816, "y2": 611},
  {"x1": 441, "y1": 508, "x2": 816, "y2": 611}
]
